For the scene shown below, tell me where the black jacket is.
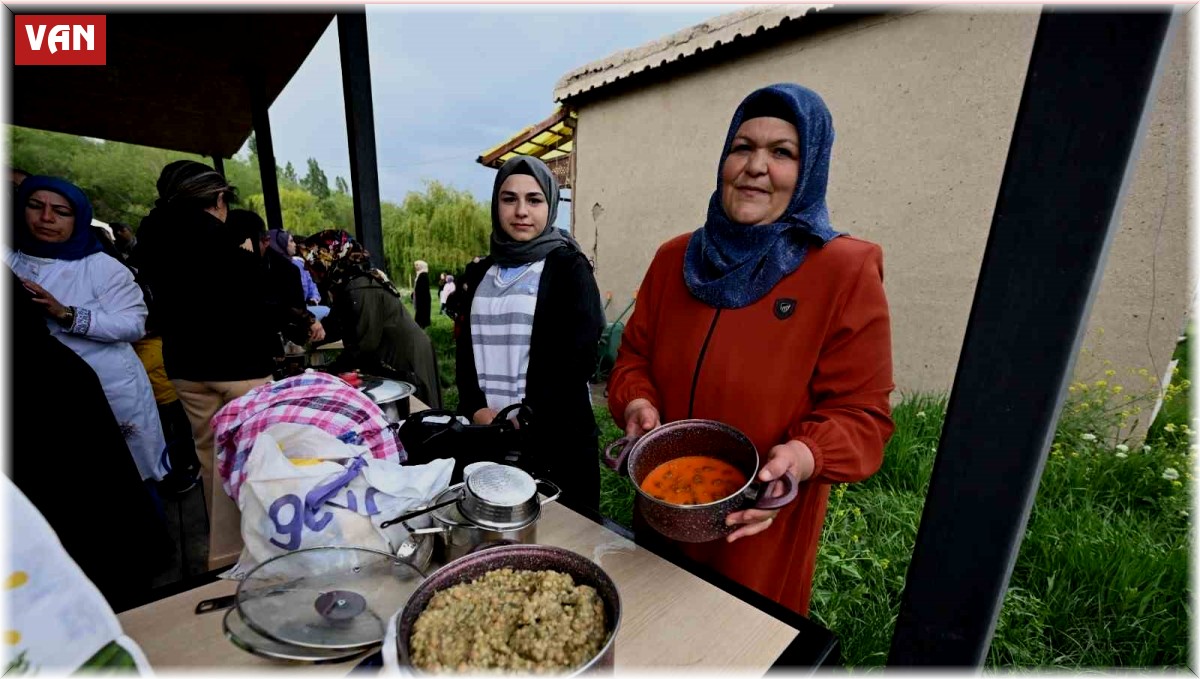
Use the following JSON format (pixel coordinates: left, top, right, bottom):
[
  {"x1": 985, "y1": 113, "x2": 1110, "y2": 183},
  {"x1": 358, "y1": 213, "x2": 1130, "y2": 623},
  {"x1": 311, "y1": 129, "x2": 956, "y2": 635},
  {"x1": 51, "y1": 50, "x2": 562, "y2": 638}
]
[
  {"x1": 136, "y1": 206, "x2": 279, "y2": 382},
  {"x1": 262, "y1": 248, "x2": 316, "y2": 348},
  {"x1": 325, "y1": 274, "x2": 443, "y2": 409},
  {"x1": 413, "y1": 271, "x2": 431, "y2": 329},
  {"x1": 10, "y1": 272, "x2": 171, "y2": 611},
  {"x1": 455, "y1": 246, "x2": 605, "y2": 511}
]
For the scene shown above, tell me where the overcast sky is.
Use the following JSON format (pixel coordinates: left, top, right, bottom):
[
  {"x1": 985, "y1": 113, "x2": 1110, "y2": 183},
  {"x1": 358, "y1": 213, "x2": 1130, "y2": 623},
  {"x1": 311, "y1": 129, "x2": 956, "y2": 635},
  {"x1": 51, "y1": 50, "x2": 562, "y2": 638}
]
[{"x1": 258, "y1": 5, "x2": 741, "y2": 211}]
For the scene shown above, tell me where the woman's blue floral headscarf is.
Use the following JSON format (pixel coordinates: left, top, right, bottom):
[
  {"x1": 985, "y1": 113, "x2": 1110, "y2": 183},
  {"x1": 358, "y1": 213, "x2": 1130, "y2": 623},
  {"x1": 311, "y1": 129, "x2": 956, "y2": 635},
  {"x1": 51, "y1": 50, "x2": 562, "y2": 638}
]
[{"x1": 683, "y1": 83, "x2": 843, "y2": 309}]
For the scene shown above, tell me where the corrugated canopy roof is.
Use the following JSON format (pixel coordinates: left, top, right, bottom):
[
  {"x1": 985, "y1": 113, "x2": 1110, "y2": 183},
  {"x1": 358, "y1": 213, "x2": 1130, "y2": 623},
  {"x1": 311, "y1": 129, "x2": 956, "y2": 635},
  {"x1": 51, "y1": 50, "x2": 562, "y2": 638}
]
[
  {"x1": 554, "y1": 4, "x2": 832, "y2": 102},
  {"x1": 477, "y1": 107, "x2": 576, "y2": 187},
  {"x1": 478, "y1": 108, "x2": 575, "y2": 166},
  {"x1": 9, "y1": 10, "x2": 335, "y2": 157}
]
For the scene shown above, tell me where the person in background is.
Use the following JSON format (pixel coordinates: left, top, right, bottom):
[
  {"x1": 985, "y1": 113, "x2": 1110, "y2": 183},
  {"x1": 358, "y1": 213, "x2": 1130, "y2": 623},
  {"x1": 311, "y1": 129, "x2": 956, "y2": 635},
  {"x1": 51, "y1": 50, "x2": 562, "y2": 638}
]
[
  {"x1": 307, "y1": 230, "x2": 443, "y2": 408},
  {"x1": 9, "y1": 270, "x2": 172, "y2": 611},
  {"x1": 10, "y1": 167, "x2": 29, "y2": 191},
  {"x1": 279, "y1": 232, "x2": 330, "y2": 321},
  {"x1": 111, "y1": 221, "x2": 136, "y2": 262},
  {"x1": 133, "y1": 331, "x2": 202, "y2": 498},
  {"x1": 607, "y1": 84, "x2": 894, "y2": 616},
  {"x1": 8, "y1": 175, "x2": 168, "y2": 484},
  {"x1": 446, "y1": 256, "x2": 487, "y2": 336},
  {"x1": 227, "y1": 213, "x2": 324, "y2": 349},
  {"x1": 412, "y1": 259, "x2": 431, "y2": 329},
  {"x1": 439, "y1": 274, "x2": 456, "y2": 315},
  {"x1": 134, "y1": 160, "x2": 277, "y2": 570},
  {"x1": 454, "y1": 156, "x2": 605, "y2": 512}
]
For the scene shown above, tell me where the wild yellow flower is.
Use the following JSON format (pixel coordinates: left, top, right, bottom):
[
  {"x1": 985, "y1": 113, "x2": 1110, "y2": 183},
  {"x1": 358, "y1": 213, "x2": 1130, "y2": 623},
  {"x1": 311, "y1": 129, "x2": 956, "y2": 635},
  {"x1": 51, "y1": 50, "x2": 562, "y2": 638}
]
[
  {"x1": 1112, "y1": 386, "x2": 1123, "y2": 395},
  {"x1": 1165, "y1": 423, "x2": 1177, "y2": 433},
  {"x1": 1095, "y1": 380, "x2": 1108, "y2": 389},
  {"x1": 1105, "y1": 369, "x2": 1116, "y2": 378}
]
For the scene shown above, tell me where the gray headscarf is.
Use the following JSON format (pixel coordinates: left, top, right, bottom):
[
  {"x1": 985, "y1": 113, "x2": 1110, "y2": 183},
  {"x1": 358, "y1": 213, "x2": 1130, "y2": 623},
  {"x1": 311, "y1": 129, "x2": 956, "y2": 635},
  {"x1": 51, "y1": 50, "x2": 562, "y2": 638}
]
[{"x1": 489, "y1": 155, "x2": 578, "y2": 266}]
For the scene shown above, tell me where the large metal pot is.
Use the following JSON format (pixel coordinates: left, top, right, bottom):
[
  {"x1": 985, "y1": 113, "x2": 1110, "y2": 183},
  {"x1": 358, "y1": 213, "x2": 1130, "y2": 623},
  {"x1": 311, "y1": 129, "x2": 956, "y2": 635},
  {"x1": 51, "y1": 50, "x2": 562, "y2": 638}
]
[
  {"x1": 359, "y1": 376, "x2": 414, "y2": 424},
  {"x1": 395, "y1": 544, "x2": 621, "y2": 675},
  {"x1": 603, "y1": 419, "x2": 798, "y2": 543},
  {"x1": 403, "y1": 478, "x2": 560, "y2": 563}
]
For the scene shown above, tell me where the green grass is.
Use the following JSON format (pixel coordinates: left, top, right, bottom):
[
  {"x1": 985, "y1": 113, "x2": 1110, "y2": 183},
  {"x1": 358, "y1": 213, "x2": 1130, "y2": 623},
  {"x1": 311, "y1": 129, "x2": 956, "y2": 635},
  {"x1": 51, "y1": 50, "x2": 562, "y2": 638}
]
[
  {"x1": 415, "y1": 286, "x2": 1191, "y2": 668},
  {"x1": 403, "y1": 289, "x2": 458, "y2": 412},
  {"x1": 592, "y1": 392, "x2": 1191, "y2": 668}
]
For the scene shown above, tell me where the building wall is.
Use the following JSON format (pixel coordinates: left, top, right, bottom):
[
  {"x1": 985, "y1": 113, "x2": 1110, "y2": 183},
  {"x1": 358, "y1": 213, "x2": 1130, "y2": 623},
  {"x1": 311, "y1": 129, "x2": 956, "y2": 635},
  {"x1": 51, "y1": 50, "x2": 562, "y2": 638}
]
[{"x1": 572, "y1": 8, "x2": 1190, "y2": 398}]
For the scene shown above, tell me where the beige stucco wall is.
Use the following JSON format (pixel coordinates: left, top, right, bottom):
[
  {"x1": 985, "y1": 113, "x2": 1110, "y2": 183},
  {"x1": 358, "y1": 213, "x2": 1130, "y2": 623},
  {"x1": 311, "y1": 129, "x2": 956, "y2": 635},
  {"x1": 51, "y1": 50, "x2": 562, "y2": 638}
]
[{"x1": 571, "y1": 8, "x2": 1190, "y2": 398}]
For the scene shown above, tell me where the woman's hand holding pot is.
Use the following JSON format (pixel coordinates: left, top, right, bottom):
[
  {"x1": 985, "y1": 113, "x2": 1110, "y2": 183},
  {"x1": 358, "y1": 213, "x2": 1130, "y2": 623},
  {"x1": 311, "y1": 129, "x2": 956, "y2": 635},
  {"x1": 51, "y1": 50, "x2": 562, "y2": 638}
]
[
  {"x1": 724, "y1": 440, "x2": 814, "y2": 543},
  {"x1": 623, "y1": 399, "x2": 661, "y2": 438}
]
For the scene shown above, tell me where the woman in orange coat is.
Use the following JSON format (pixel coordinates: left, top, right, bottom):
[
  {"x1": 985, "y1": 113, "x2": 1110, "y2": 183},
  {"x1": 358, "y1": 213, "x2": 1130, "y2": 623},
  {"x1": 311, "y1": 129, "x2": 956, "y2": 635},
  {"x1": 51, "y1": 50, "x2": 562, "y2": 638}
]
[{"x1": 607, "y1": 83, "x2": 894, "y2": 615}]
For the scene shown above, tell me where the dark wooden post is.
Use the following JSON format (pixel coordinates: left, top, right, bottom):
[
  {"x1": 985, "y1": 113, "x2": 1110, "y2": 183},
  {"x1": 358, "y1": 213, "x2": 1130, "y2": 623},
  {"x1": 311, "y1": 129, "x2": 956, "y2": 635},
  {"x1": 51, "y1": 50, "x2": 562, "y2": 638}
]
[
  {"x1": 249, "y1": 78, "x2": 284, "y2": 233},
  {"x1": 337, "y1": 9, "x2": 387, "y2": 272},
  {"x1": 888, "y1": 8, "x2": 1177, "y2": 667}
]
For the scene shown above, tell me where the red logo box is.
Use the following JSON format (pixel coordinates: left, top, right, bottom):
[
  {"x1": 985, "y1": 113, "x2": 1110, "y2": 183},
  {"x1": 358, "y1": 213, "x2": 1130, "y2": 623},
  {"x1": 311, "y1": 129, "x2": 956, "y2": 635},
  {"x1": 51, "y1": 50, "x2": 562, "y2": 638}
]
[{"x1": 14, "y1": 15, "x2": 106, "y2": 66}]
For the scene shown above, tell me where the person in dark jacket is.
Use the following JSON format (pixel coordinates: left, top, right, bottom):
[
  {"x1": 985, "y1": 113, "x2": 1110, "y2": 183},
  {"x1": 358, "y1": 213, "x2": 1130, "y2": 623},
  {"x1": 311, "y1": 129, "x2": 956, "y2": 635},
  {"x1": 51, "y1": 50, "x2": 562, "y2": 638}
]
[
  {"x1": 133, "y1": 160, "x2": 276, "y2": 570},
  {"x1": 455, "y1": 155, "x2": 605, "y2": 512},
  {"x1": 306, "y1": 230, "x2": 443, "y2": 409},
  {"x1": 9, "y1": 269, "x2": 172, "y2": 611},
  {"x1": 224, "y1": 211, "x2": 324, "y2": 351},
  {"x1": 412, "y1": 260, "x2": 431, "y2": 329}
]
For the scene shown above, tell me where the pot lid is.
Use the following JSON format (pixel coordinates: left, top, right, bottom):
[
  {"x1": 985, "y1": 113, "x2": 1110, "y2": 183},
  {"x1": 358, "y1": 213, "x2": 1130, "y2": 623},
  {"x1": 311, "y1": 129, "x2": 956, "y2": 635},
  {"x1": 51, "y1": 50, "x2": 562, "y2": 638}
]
[
  {"x1": 223, "y1": 607, "x2": 367, "y2": 663},
  {"x1": 235, "y1": 546, "x2": 424, "y2": 651},
  {"x1": 465, "y1": 464, "x2": 536, "y2": 508},
  {"x1": 359, "y1": 376, "x2": 415, "y2": 405}
]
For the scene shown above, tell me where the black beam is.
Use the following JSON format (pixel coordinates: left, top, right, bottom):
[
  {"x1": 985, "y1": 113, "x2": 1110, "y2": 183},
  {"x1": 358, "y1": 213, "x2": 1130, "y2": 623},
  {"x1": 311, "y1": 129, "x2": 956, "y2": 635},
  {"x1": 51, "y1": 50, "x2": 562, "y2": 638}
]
[
  {"x1": 337, "y1": 9, "x2": 386, "y2": 271},
  {"x1": 249, "y1": 78, "x2": 283, "y2": 234},
  {"x1": 211, "y1": 155, "x2": 225, "y2": 178},
  {"x1": 887, "y1": 8, "x2": 1176, "y2": 667}
]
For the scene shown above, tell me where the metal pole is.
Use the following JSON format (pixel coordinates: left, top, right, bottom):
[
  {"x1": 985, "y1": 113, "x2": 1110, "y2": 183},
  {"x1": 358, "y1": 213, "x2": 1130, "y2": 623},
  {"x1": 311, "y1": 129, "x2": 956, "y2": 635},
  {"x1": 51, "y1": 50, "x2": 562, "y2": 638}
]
[
  {"x1": 887, "y1": 8, "x2": 1176, "y2": 667},
  {"x1": 337, "y1": 9, "x2": 387, "y2": 272},
  {"x1": 249, "y1": 77, "x2": 284, "y2": 233},
  {"x1": 211, "y1": 155, "x2": 225, "y2": 178}
]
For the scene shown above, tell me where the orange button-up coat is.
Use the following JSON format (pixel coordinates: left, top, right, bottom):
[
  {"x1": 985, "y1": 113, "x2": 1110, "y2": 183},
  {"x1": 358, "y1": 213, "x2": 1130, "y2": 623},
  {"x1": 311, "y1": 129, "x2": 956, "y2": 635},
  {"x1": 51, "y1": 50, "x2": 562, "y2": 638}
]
[{"x1": 608, "y1": 232, "x2": 895, "y2": 615}]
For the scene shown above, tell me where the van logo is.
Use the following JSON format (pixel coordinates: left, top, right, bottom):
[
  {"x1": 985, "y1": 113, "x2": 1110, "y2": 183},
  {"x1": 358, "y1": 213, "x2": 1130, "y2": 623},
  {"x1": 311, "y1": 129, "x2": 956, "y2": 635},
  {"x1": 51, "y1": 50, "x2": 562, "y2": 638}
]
[
  {"x1": 15, "y1": 15, "x2": 107, "y2": 66},
  {"x1": 774, "y1": 298, "x2": 796, "y2": 320}
]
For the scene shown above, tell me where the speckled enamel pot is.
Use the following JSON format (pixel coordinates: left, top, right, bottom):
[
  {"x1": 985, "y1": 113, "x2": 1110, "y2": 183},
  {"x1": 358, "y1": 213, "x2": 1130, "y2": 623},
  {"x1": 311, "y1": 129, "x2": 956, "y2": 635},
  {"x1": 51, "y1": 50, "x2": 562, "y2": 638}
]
[
  {"x1": 603, "y1": 419, "x2": 798, "y2": 543},
  {"x1": 395, "y1": 544, "x2": 621, "y2": 675}
]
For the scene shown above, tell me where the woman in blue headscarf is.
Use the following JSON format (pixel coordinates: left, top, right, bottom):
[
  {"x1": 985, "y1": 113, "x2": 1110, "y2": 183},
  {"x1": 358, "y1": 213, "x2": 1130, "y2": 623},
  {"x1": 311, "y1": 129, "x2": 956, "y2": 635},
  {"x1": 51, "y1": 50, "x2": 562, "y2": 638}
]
[
  {"x1": 607, "y1": 84, "x2": 895, "y2": 615},
  {"x1": 7, "y1": 176, "x2": 168, "y2": 483}
]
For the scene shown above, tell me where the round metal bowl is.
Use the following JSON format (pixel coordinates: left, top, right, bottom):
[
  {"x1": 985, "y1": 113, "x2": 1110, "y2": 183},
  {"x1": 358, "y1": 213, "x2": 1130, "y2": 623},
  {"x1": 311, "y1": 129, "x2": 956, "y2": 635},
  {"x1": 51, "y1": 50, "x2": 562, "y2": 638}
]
[{"x1": 395, "y1": 544, "x2": 621, "y2": 675}]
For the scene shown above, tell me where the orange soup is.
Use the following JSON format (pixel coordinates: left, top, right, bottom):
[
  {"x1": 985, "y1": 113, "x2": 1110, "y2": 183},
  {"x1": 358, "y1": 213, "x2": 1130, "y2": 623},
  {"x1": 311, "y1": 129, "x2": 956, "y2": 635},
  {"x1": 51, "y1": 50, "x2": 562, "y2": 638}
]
[{"x1": 639, "y1": 456, "x2": 748, "y2": 505}]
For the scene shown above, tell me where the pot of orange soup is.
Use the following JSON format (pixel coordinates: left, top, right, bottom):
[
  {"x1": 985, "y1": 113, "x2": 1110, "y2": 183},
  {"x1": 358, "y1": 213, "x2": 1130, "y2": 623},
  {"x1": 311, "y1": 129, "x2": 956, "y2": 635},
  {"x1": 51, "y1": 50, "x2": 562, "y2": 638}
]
[{"x1": 602, "y1": 419, "x2": 798, "y2": 543}]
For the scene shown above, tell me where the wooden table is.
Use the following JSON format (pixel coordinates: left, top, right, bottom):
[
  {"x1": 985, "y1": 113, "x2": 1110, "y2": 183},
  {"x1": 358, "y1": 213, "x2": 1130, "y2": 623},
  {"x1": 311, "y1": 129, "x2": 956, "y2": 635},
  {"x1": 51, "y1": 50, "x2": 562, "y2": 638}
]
[{"x1": 117, "y1": 500, "x2": 836, "y2": 671}]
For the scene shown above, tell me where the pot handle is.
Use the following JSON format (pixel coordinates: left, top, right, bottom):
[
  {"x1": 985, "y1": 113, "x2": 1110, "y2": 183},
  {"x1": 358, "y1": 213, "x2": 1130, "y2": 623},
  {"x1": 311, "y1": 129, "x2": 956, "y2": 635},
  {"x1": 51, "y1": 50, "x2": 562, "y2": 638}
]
[
  {"x1": 753, "y1": 471, "x2": 800, "y2": 510},
  {"x1": 401, "y1": 520, "x2": 451, "y2": 537},
  {"x1": 535, "y1": 479, "x2": 562, "y2": 506},
  {"x1": 602, "y1": 436, "x2": 634, "y2": 474}
]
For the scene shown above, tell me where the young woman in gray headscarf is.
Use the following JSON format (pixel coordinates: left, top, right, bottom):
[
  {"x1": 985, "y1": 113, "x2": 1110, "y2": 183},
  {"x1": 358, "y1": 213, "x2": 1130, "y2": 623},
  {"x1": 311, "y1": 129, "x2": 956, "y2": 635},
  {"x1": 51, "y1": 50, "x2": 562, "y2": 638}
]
[{"x1": 455, "y1": 155, "x2": 606, "y2": 513}]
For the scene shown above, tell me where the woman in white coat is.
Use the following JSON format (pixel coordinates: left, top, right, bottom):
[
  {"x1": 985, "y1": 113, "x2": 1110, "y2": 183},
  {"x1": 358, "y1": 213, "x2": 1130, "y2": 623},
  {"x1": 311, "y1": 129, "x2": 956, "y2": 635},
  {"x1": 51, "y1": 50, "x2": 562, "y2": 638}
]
[{"x1": 8, "y1": 176, "x2": 167, "y2": 482}]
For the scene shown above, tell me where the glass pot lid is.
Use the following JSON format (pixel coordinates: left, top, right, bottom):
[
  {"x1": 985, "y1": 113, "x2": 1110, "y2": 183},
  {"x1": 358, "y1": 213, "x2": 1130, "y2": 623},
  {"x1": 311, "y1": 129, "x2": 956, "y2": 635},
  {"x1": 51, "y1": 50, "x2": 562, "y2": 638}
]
[{"x1": 235, "y1": 546, "x2": 425, "y2": 651}]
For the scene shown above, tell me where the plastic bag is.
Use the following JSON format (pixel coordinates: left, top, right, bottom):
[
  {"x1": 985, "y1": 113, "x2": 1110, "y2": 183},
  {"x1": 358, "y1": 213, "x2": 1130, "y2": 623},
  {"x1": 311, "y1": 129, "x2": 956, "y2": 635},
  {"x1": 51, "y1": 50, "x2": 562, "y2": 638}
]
[{"x1": 228, "y1": 422, "x2": 452, "y2": 579}]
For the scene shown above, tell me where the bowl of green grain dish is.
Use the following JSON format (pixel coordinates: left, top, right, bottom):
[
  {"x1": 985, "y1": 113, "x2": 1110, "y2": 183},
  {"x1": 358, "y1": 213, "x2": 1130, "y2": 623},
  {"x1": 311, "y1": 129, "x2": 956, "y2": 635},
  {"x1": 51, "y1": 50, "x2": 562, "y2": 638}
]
[{"x1": 395, "y1": 543, "x2": 621, "y2": 674}]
